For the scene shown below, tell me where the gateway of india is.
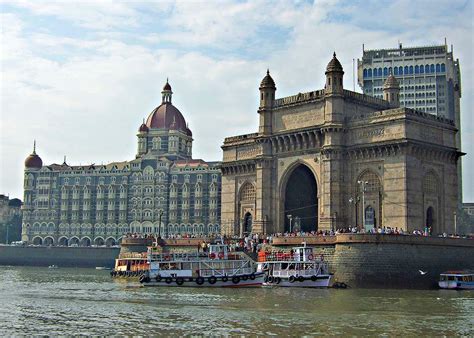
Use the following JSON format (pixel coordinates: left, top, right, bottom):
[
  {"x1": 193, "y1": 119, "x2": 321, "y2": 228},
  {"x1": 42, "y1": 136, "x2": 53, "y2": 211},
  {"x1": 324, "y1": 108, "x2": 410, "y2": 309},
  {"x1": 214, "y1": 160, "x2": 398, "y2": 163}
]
[
  {"x1": 221, "y1": 53, "x2": 462, "y2": 236},
  {"x1": 22, "y1": 82, "x2": 221, "y2": 246}
]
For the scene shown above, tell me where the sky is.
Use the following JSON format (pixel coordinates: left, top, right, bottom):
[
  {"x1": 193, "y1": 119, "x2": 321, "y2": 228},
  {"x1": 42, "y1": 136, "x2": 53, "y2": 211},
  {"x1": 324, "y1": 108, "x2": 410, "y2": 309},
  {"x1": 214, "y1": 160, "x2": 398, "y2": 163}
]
[{"x1": 1, "y1": 0, "x2": 473, "y2": 201}]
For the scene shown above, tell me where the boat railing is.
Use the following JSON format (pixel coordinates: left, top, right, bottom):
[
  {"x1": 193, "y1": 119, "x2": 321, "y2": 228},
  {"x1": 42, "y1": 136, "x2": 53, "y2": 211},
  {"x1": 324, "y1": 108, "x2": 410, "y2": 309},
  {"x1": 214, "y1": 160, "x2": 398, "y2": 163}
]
[
  {"x1": 149, "y1": 251, "x2": 246, "y2": 262},
  {"x1": 199, "y1": 267, "x2": 254, "y2": 277},
  {"x1": 258, "y1": 253, "x2": 323, "y2": 263}
]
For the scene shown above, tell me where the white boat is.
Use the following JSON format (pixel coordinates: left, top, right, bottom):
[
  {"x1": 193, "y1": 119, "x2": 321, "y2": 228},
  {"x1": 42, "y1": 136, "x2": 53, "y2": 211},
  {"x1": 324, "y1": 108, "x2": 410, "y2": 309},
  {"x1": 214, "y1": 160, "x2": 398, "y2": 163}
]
[
  {"x1": 438, "y1": 271, "x2": 474, "y2": 290},
  {"x1": 256, "y1": 244, "x2": 331, "y2": 288},
  {"x1": 139, "y1": 243, "x2": 265, "y2": 287},
  {"x1": 48, "y1": 265, "x2": 58, "y2": 269}
]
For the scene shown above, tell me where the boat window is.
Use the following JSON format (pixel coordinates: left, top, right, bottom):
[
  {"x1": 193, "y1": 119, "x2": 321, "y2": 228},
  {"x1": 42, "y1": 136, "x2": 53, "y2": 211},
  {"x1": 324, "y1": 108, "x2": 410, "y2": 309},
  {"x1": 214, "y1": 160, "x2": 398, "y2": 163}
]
[
  {"x1": 447, "y1": 276, "x2": 455, "y2": 281},
  {"x1": 440, "y1": 275, "x2": 446, "y2": 281},
  {"x1": 281, "y1": 263, "x2": 288, "y2": 269}
]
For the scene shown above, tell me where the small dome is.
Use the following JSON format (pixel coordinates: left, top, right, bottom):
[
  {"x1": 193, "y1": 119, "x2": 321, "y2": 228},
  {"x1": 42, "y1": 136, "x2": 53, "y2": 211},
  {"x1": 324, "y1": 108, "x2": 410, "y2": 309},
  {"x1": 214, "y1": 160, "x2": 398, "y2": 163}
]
[
  {"x1": 383, "y1": 75, "x2": 399, "y2": 89},
  {"x1": 259, "y1": 70, "x2": 276, "y2": 89},
  {"x1": 25, "y1": 152, "x2": 42, "y2": 169},
  {"x1": 163, "y1": 80, "x2": 172, "y2": 91},
  {"x1": 326, "y1": 52, "x2": 343, "y2": 73},
  {"x1": 138, "y1": 122, "x2": 149, "y2": 132}
]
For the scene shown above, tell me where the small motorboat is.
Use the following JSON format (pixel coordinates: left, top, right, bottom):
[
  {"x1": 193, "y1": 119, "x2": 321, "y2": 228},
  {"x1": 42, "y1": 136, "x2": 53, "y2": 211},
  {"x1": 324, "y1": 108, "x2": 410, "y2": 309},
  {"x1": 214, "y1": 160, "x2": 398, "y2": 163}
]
[
  {"x1": 48, "y1": 265, "x2": 59, "y2": 269},
  {"x1": 95, "y1": 267, "x2": 111, "y2": 270}
]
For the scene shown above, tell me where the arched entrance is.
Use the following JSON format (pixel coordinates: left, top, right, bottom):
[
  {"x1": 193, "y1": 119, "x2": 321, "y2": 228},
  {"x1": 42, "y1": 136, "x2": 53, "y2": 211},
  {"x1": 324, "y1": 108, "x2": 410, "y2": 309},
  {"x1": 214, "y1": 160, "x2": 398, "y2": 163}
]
[
  {"x1": 58, "y1": 237, "x2": 68, "y2": 246},
  {"x1": 69, "y1": 237, "x2": 79, "y2": 246},
  {"x1": 94, "y1": 237, "x2": 105, "y2": 246},
  {"x1": 243, "y1": 212, "x2": 253, "y2": 235},
  {"x1": 32, "y1": 236, "x2": 43, "y2": 245},
  {"x1": 105, "y1": 237, "x2": 116, "y2": 247},
  {"x1": 80, "y1": 237, "x2": 91, "y2": 247},
  {"x1": 44, "y1": 236, "x2": 54, "y2": 246},
  {"x1": 426, "y1": 206, "x2": 434, "y2": 229},
  {"x1": 283, "y1": 164, "x2": 318, "y2": 232},
  {"x1": 365, "y1": 206, "x2": 376, "y2": 229}
]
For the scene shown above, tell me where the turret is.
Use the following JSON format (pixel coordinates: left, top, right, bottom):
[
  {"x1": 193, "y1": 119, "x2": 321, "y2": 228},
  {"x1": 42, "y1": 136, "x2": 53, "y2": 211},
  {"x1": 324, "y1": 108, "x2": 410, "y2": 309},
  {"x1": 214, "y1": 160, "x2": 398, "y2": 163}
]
[
  {"x1": 325, "y1": 52, "x2": 344, "y2": 95},
  {"x1": 162, "y1": 79, "x2": 172, "y2": 104},
  {"x1": 136, "y1": 119, "x2": 148, "y2": 157},
  {"x1": 383, "y1": 75, "x2": 400, "y2": 108},
  {"x1": 258, "y1": 70, "x2": 276, "y2": 134}
]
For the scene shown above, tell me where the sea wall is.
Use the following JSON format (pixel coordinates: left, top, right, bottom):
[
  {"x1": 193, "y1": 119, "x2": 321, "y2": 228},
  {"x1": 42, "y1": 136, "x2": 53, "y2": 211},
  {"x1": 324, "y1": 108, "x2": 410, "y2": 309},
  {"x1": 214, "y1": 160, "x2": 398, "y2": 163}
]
[
  {"x1": 0, "y1": 245, "x2": 119, "y2": 268},
  {"x1": 272, "y1": 234, "x2": 474, "y2": 288}
]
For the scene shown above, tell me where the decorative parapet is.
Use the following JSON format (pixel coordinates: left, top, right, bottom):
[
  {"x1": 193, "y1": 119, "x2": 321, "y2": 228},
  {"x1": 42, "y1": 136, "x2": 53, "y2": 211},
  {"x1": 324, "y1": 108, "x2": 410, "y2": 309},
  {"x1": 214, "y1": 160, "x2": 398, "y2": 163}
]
[
  {"x1": 223, "y1": 133, "x2": 259, "y2": 145},
  {"x1": 343, "y1": 90, "x2": 390, "y2": 108},
  {"x1": 273, "y1": 90, "x2": 325, "y2": 109}
]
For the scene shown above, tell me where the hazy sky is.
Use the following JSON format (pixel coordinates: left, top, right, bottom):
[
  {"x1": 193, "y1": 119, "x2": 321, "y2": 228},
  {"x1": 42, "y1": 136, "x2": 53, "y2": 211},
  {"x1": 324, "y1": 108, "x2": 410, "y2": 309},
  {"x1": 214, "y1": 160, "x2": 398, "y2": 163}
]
[{"x1": 1, "y1": 0, "x2": 473, "y2": 201}]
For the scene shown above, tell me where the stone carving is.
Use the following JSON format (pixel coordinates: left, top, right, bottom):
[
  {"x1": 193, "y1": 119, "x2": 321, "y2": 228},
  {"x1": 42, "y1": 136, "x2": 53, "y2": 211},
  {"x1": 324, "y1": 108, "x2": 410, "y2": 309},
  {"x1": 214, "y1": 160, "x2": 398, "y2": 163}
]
[{"x1": 237, "y1": 146, "x2": 262, "y2": 160}]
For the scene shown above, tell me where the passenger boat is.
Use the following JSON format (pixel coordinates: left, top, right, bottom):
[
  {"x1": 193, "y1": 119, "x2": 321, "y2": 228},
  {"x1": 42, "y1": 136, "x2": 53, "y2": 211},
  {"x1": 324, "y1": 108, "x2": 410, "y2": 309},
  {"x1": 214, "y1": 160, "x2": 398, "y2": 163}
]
[
  {"x1": 438, "y1": 271, "x2": 474, "y2": 290},
  {"x1": 110, "y1": 252, "x2": 149, "y2": 278},
  {"x1": 139, "y1": 243, "x2": 265, "y2": 287},
  {"x1": 256, "y1": 244, "x2": 331, "y2": 287}
]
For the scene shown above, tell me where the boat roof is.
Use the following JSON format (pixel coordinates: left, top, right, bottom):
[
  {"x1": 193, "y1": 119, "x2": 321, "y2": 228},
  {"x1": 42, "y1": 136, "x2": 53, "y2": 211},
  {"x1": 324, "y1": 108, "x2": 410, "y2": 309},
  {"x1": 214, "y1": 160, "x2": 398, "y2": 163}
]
[{"x1": 440, "y1": 270, "x2": 474, "y2": 275}]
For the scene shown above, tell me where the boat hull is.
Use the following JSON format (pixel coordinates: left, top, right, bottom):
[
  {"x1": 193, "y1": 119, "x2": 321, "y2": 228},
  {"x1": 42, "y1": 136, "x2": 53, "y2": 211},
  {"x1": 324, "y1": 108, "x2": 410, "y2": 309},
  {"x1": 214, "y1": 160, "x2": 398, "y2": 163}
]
[
  {"x1": 263, "y1": 275, "x2": 331, "y2": 288},
  {"x1": 438, "y1": 281, "x2": 474, "y2": 290},
  {"x1": 142, "y1": 273, "x2": 265, "y2": 288}
]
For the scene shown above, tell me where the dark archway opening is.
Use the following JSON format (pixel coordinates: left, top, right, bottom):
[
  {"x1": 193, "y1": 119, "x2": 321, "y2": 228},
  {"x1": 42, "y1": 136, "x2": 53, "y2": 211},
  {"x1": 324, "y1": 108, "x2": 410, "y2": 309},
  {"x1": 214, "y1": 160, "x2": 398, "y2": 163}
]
[
  {"x1": 284, "y1": 165, "x2": 318, "y2": 232},
  {"x1": 426, "y1": 207, "x2": 434, "y2": 228},
  {"x1": 243, "y1": 212, "x2": 252, "y2": 235}
]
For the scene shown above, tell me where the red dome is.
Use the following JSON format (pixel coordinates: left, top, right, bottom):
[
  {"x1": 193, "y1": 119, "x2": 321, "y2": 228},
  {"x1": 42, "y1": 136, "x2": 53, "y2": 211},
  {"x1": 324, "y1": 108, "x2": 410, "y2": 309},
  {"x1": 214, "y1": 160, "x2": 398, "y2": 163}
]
[
  {"x1": 146, "y1": 103, "x2": 192, "y2": 136},
  {"x1": 25, "y1": 153, "x2": 42, "y2": 169}
]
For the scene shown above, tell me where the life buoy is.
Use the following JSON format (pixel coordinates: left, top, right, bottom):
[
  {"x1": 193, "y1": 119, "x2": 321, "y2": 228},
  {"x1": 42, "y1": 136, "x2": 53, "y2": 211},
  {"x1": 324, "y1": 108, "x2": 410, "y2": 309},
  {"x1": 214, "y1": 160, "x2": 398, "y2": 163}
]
[
  {"x1": 308, "y1": 254, "x2": 314, "y2": 261},
  {"x1": 165, "y1": 277, "x2": 172, "y2": 284},
  {"x1": 208, "y1": 276, "x2": 217, "y2": 284},
  {"x1": 267, "y1": 276, "x2": 274, "y2": 283},
  {"x1": 311, "y1": 275, "x2": 317, "y2": 282},
  {"x1": 242, "y1": 275, "x2": 248, "y2": 281},
  {"x1": 222, "y1": 276, "x2": 228, "y2": 283},
  {"x1": 218, "y1": 252, "x2": 224, "y2": 259},
  {"x1": 298, "y1": 276, "x2": 305, "y2": 282},
  {"x1": 209, "y1": 253, "x2": 216, "y2": 259},
  {"x1": 232, "y1": 276, "x2": 240, "y2": 284},
  {"x1": 275, "y1": 277, "x2": 281, "y2": 284},
  {"x1": 176, "y1": 277, "x2": 184, "y2": 286},
  {"x1": 155, "y1": 275, "x2": 162, "y2": 282},
  {"x1": 249, "y1": 273, "x2": 256, "y2": 280},
  {"x1": 289, "y1": 275, "x2": 296, "y2": 283},
  {"x1": 196, "y1": 277, "x2": 204, "y2": 285}
]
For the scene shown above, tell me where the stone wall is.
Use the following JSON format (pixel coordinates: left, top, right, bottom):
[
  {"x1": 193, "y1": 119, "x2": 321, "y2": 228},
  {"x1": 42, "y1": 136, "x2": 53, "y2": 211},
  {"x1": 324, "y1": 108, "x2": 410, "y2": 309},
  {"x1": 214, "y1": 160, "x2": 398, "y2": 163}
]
[{"x1": 0, "y1": 245, "x2": 119, "y2": 268}]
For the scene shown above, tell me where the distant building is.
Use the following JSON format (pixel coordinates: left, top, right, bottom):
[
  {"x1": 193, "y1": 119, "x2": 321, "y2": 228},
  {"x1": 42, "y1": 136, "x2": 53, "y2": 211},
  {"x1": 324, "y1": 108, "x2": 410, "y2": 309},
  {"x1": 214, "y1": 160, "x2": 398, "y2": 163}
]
[
  {"x1": 358, "y1": 42, "x2": 463, "y2": 203},
  {"x1": 462, "y1": 203, "x2": 474, "y2": 217},
  {"x1": 0, "y1": 195, "x2": 22, "y2": 224},
  {"x1": 21, "y1": 81, "x2": 221, "y2": 246},
  {"x1": 221, "y1": 53, "x2": 462, "y2": 236}
]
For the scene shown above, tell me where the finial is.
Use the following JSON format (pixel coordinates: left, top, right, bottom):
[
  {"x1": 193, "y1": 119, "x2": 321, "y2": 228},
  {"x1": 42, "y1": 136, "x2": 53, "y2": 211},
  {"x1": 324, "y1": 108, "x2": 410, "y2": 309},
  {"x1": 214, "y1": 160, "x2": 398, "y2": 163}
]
[
  {"x1": 333, "y1": 51, "x2": 336, "y2": 58},
  {"x1": 63, "y1": 155, "x2": 67, "y2": 164},
  {"x1": 143, "y1": 118, "x2": 145, "y2": 124},
  {"x1": 166, "y1": 77, "x2": 169, "y2": 84},
  {"x1": 33, "y1": 140, "x2": 36, "y2": 154},
  {"x1": 267, "y1": 69, "x2": 270, "y2": 75}
]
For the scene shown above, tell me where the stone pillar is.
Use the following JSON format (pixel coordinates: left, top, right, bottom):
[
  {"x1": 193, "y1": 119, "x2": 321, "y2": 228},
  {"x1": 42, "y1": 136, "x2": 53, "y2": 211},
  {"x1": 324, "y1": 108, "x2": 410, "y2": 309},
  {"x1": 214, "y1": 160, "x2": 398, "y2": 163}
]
[{"x1": 253, "y1": 158, "x2": 273, "y2": 234}]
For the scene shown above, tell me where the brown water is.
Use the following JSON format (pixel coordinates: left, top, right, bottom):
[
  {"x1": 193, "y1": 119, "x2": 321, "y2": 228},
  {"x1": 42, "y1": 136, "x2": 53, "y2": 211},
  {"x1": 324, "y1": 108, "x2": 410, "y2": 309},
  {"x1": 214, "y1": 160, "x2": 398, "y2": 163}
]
[{"x1": 0, "y1": 266, "x2": 472, "y2": 335}]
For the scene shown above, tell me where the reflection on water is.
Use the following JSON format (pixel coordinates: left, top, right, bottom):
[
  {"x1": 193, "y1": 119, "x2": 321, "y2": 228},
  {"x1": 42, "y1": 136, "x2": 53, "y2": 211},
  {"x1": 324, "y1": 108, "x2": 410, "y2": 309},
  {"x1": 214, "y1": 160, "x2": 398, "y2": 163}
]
[{"x1": 0, "y1": 266, "x2": 472, "y2": 335}]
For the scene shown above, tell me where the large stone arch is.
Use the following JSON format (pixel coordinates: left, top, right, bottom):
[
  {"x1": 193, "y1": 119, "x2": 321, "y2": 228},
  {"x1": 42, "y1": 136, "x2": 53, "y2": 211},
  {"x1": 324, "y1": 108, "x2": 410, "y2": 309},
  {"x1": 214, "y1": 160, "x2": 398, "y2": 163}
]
[
  {"x1": 69, "y1": 236, "x2": 80, "y2": 246},
  {"x1": 279, "y1": 161, "x2": 319, "y2": 233},
  {"x1": 80, "y1": 236, "x2": 91, "y2": 247},
  {"x1": 105, "y1": 237, "x2": 116, "y2": 247}
]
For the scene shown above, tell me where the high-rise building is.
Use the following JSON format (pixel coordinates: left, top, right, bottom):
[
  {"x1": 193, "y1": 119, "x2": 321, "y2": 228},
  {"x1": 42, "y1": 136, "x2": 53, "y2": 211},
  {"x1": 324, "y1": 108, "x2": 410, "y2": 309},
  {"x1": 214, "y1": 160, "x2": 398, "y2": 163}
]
[
  {"x1": 357, "y1": 42, "x2": 463, "y2": 202},
  {"x1": 21, "y1": 81, "x2": 222, "y2": 246}
]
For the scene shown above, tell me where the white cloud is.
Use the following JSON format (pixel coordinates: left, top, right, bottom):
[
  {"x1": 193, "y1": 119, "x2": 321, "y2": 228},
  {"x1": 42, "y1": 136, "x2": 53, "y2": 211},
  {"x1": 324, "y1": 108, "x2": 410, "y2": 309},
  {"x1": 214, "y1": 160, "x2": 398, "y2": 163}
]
[{"x1": 1, "y1": 0, "x2": 473, "y2": 201}]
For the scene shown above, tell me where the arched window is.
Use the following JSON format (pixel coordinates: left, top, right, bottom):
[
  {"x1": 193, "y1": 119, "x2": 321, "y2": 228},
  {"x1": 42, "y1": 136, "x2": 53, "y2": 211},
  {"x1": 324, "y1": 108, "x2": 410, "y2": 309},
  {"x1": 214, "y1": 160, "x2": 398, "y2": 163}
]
[
  {"x1": 398, "y1": 66, "x2": 403, "y2": 75},
  {"x1": 436, "y1": 64, "x2": 440, "y2": 73},
  {"x1": 415, "y1": 65, "x2": 419, "y2": 74},
  {"x1": 425, "y1": 64, "x2": 430, "y2": 73},
  {"x1": 423, "y1": 172, "x2": 439, "y2": 195},
  {"x1": 377, "y1": 68, "x2": 382, "y2": 76},
  {"x1": 368, "y1": 69, "x2": 372, "y2": 77},
  {"x1": 441, "y1": 63, "x2": 445, "y2": 72},
  {"x1": 404, "y1": 66, "x2": 409, "y2": 75},
  {"x1": 358, "y1": 171, "x2": 381, "y2": 192},
  {"x1": 393, "y1": 67, "x2": 398, "y2": 75},
  {"x1": 363, "y1": 69, "x2": 368, "y2": 78},
  {"x1": 388, "y1": 67, "x2": 392, "y2": 75},
  {"x1": 240, "y1": 183, "x2": 256, "y2": 201},
  {"x1": 409, "y1": 66, "x2": 413, "y2": 74},
  {"x1": 430, "y1": 64, "x2": 435, "y2": 73},
  {"x1": 419, "y1": 65, "x2": 424, "y2": 74},
  {"x1": 383, "y1": 67, "x2": 388, "y2": 76}
]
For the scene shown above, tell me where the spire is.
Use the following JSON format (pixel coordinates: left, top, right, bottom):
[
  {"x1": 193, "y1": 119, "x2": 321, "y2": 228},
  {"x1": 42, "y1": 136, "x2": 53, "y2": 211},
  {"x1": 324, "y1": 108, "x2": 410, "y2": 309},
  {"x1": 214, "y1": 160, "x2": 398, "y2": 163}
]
[
  {"x1": 63, "y1": 155, "x2": 67, "y2": 165},
  {"x1": 32, "y1": 140, "x2": 36, "y2": 155},
  {"x1": 162, "y1": 79, "x2": 173, "y2": 103}
]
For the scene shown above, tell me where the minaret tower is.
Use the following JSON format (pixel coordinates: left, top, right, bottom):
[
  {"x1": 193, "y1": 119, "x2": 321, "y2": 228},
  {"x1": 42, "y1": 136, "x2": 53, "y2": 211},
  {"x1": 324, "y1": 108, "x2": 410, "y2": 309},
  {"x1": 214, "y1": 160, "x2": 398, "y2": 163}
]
[
  {"x1": 162, "y1": 78, "x2": 172, "y2": 104},
  {"x1": 383, "y1": 74, "x2": 400, "y2": 108},
  {"x1": 258, "y1": 70, "x2": 276, "y2": 135},
  {"x1": 325, "y1": 52, "x2": 344, "y2": 96}
]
